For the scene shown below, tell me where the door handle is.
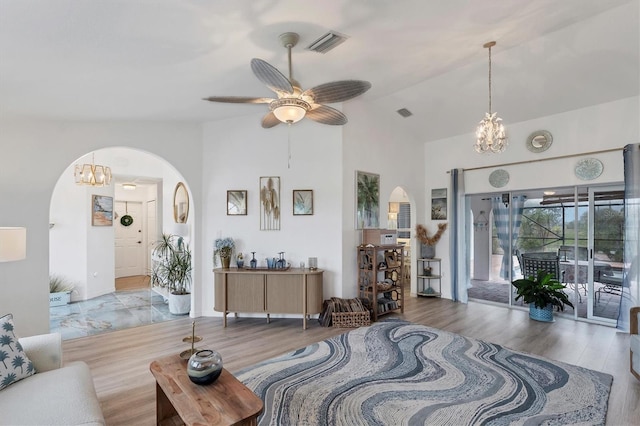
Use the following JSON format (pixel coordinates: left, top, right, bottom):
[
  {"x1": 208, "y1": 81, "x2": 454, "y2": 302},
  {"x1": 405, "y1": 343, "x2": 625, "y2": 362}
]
[{"x1": 138, "y1": 241, "x2": 142, "y2": 244}]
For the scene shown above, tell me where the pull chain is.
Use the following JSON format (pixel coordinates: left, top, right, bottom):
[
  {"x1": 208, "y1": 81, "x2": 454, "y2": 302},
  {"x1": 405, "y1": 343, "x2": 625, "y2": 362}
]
[{"x1": 287, "y1": 123, "x2": 292, "y2": 169}]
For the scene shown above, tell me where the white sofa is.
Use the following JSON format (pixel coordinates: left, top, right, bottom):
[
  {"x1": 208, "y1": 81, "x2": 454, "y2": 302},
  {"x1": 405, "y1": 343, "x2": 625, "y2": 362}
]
[
  {"x1": 632, "y1": 306, "x2": 640, "y2": 381},
  {"x1": 0, "y1": 332, "x2": 105, "y2": 425}
]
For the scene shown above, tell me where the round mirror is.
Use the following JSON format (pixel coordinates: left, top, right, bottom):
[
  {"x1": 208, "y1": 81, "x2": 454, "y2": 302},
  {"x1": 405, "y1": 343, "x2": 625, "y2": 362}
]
[
  {"x1": 173, "y1": 182, "x2": 189, "y2": 223},
  {"x1": 526, "y1": 130, "x2": 553, "y2": 153}
]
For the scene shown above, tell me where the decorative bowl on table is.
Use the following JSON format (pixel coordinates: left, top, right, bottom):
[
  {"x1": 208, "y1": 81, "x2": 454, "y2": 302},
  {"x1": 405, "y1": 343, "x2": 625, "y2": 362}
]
[{"x1": 187, "y1": 349, "x2": 223, "y2": 385}]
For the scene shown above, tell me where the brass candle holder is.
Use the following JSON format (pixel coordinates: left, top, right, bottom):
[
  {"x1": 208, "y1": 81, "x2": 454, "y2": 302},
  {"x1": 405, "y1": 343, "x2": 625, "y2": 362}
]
[{"x1": 180, "y1": 321, "x2": 203, "y2": 360}]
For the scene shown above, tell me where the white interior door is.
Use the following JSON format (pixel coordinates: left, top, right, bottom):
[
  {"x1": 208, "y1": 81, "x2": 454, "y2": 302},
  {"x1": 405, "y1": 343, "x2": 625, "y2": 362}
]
[{"x1": 115, "y1": 201, "x2": 144, "y2": 278}]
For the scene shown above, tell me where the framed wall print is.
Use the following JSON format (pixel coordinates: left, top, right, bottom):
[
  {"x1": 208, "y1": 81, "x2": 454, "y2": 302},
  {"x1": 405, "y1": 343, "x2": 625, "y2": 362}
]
[
  {"x1": 431, "y1": 188, "x2": 447, "y2": 220},
  {"x1": 92, "y1": 195, "x2": 113, "y2": 226},
  {"x1": 227, "y1": 190, "x2": 247, "y2": 215},
  {"x1": 260, "y1": 176, "x2": 280, "y2": 230},
  {"x1": 356, "y1": 170, "x2": 380, "y2": 229},
  {"x1": 293, "y1": 189, "x2": 313, "y2": 215}
]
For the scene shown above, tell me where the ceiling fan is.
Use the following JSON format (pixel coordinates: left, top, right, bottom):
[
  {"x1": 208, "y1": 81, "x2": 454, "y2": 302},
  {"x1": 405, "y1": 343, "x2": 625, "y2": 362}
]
[{"x1": 203, "y1": 32, "x2": 371, "y2": 128}]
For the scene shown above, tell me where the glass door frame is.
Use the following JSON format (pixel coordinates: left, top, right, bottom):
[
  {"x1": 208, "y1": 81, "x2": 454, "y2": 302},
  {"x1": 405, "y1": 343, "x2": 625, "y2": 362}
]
[{"x1": 585, "y1": 184, "x2": 624, "y2": 324}]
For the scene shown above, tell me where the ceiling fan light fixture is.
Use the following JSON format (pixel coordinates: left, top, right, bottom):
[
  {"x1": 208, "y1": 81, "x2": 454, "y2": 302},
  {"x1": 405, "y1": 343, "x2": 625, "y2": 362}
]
[{"x1": 270, "y1": 98, "x2": 310, "y2": 124}]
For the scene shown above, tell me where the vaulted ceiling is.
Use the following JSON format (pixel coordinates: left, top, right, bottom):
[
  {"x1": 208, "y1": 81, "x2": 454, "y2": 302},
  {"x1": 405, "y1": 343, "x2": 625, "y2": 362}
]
[{"x1": 0, "y1": 0, "x2": 637, "y2": 142}]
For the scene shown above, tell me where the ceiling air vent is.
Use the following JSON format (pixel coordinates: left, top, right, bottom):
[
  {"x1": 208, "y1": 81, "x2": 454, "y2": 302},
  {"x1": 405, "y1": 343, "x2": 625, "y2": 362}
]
[
  {"x1": 306, "y1": 31, "x2": 348, "y2": 54},
  {"x1": 397, "y1": 108, "x2": 413, "y2": 118}
]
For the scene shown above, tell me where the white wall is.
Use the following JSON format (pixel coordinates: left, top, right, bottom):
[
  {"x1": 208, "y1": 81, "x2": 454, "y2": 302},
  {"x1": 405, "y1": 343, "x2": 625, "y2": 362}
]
[
  {"x1": 424, "y1": 96, "x2": 639, "y2": 299},
  {"x1": 200, "y1": 113, "x2": 346, "y2": 316},
  {"x1": 342, "y1": 100, "x2": 426, "y2": 298},
  {"x1": 0, "y1": 121, "x2": 202, "y2": 336},
  {"x1": 2, "y1": 96, "x2": 636, "y2": 336}
]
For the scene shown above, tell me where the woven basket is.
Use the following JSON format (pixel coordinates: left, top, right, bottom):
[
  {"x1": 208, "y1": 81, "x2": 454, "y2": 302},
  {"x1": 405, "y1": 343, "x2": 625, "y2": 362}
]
[
  {"x1": 377, "y1": 283, "x2": 393, "y2": 292},
  {"x1": 332, "y1": 311, "x2": 371, "y2": 328}
]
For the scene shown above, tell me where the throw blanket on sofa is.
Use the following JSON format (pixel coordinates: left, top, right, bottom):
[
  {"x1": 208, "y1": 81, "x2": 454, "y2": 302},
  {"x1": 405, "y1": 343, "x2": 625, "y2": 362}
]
[{"x1": 235, "y1": 320, "x2": 612, "y2": 425}]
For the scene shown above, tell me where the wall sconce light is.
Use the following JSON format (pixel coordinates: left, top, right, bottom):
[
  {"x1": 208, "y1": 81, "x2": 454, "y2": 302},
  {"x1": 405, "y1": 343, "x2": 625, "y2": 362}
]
[
  {"x1": 0, "y1": 227, "x2": 27, "y2": 262},
  {"x1": 502, "y1": 193, "x2": 510, "y2": 208}
]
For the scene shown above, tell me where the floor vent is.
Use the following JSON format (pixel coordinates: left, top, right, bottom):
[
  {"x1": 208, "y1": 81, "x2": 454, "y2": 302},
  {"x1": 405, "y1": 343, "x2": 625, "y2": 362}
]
[
  {"x1": 306, "y1": 31, "x2": 348, "y2": 53},
  {"x1": 397, "y1": 108, "x2": 413, "y2": 118}
]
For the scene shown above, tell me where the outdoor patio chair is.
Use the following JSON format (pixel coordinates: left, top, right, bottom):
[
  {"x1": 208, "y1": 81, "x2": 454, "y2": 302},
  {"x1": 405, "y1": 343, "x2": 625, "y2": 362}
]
[{"x1": 520, "y1": 253, "x2": 564, "y2": 283}]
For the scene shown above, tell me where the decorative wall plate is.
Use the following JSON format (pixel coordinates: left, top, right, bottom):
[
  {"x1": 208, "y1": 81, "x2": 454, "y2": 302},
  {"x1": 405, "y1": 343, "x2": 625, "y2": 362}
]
[
  {"x1": 489, "y1": 169, "x2": 509, "y2": 188},
  {"x1": 526, "y1": 130, "x2": 553, "y2": 153},
  {"x1": 574, "y1": 158, "x2": 603, "y2": 180}
]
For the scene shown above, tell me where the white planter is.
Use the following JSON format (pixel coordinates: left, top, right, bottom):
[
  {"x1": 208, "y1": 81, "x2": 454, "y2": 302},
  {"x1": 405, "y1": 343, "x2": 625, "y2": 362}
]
[
  {"x1": 168, "y1": 293, "x2": 191, "y2": 315},
  {"x1": 49, "y1": 291, "x2": 71, "y2": 307}
]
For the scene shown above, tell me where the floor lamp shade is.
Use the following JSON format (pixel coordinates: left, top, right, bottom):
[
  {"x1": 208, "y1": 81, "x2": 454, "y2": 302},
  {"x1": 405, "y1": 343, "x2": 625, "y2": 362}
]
[{"x1": 0, "y1": 227, "x2": 27, "y2": 262}]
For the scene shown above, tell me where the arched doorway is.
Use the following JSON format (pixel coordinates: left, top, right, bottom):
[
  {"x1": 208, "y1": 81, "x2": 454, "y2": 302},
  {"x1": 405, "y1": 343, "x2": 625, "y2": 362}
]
[
  {"x1": 387, "y1": 186, "x2": 413, "y2": 293},
  {"x1": 48, "y1": 147, "x2": 194, "y2": 339}
]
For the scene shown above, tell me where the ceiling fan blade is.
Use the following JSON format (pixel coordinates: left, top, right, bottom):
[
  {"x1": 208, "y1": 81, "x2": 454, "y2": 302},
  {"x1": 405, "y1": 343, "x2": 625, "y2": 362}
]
[
  {"x1": 203, "y1": 96, "x2": 274, "y2": 104},
  {"x1": 251, "y1": 58, "x2": 294, "y2": 96},
  {"x1": 306, "y1": 105, "x2": 348, "y2": 125},
  {"x1": 261, "y1": 112, "x2": 282, "y2": 128},
  {"x1": 302, "y1": 80, "x2": 371, "y2": 104}
]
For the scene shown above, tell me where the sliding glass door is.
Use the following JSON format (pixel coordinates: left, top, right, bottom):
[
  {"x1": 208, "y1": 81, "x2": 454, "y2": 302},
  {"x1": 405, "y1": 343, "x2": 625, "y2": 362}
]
[
  {"x1": 587, "y1": 186, "x2": 624, "y2": 322},
  {"x1": 468, "y1": 185, "x2": 624, "y2": 325}
]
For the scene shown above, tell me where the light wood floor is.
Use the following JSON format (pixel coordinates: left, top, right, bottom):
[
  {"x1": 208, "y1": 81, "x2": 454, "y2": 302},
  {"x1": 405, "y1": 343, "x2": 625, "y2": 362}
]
[
  {"x1": 114, "y1": 275, "x2": 151, "y2": 291},
  {"x1": 63, "y1": 296, "x2": 640, "y2": 425}
]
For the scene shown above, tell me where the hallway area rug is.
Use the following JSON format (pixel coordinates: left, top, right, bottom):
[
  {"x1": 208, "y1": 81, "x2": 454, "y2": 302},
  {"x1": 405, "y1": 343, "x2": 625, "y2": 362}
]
[{"x1": 235, "y1": 320, "x2": 612, "y2": 426}]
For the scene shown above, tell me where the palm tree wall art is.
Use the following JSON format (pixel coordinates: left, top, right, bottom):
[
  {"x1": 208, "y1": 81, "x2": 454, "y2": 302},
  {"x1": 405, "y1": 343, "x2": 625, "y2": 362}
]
[{"x1": 356, "y1": 171, "x2": 380, "y2": 229}]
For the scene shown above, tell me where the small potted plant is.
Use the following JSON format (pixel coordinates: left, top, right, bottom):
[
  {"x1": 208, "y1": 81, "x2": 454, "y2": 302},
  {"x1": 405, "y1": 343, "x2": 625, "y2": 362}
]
[
  {"x1": 152, "y1": 234, "x2": 192, "y2": 315},
  {"x1": 214, "y1": 237, "x2": 235, "y2": 268},
  {"x1": 512, "y1": 270, "x2": 574, "y2": 322}
]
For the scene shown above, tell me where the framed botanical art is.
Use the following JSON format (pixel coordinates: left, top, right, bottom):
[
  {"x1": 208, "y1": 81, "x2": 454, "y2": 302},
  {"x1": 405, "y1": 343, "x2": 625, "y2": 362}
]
[
  {"x1": 92, "y1": 195, "x2": 113, "y2": 226},
  {"x1": 356, "y1": 170, "x2": 380, "y2": 229},
  {"x1": 293, "y1": 189, "x2": 313, "y2": 215},
  {"x1": 431, "y1": 188, "x2": 447, "y2": 220},
  {"x1": 227, "y1": 190, "x2": 247, "y2": 215},
  {"x1": 260, "y1": 176, "x2": 280, "y2": 230}
]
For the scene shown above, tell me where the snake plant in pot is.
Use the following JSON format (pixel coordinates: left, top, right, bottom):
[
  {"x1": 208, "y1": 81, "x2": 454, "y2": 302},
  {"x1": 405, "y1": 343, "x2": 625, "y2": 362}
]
[
  {"x1": 152, "y1": 234, "x2": 192, "y2": 315},
  {"x1": 512, "y1": 270, "x2": 574, "y2": 322}
]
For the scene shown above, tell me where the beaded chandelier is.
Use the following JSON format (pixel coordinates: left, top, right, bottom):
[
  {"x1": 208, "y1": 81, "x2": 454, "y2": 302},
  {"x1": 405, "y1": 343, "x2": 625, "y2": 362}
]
[{"x1": 474, "y1": 41, "x2": 507, "y2": 154}]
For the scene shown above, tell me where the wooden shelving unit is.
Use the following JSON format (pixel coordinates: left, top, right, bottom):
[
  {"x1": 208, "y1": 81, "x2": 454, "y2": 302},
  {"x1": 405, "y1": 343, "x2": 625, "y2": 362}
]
[
  {"x1": 416, "y1": 258, "x2": 441, "y2": 297},
  {"x1": 357, "y1": 244, "x2": 405, "y2": 321}
]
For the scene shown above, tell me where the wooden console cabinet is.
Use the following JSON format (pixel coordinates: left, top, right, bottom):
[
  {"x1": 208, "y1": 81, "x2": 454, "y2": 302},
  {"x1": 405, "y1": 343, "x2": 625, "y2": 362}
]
[{"x1": 214, "y1": 268, "x2": 323, "y2": 330}]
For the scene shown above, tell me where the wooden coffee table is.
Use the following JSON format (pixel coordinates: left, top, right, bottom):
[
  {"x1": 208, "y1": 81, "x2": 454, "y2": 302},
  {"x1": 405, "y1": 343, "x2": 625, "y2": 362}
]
[{"x1": 150, "y1": 354, "x2": 263, "y2": 425}]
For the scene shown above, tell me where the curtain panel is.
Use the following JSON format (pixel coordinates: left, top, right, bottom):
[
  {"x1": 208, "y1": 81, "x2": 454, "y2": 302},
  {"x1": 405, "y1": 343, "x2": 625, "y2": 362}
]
[
  {"x1": 618, "y1": 143, "x2": 640, "y2": 331},
  {"x1": 450, "y1": 168, "x2": 469, "y2": 303},
  {"x1": 490, "y1": 195, "x2": 526, "y2": 280}
]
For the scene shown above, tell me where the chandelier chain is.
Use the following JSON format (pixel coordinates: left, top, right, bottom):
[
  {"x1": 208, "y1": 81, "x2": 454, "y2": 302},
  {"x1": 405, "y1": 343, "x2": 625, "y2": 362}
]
[{"x1": 488, "y1": 44, "x2": 492, "y2": 114}]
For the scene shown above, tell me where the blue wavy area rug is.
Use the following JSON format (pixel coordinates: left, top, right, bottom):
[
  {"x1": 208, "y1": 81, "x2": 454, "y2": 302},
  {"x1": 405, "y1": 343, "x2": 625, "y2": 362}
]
[{"x1": 235, "y1": 320, "x2": 613, "y2": 426}]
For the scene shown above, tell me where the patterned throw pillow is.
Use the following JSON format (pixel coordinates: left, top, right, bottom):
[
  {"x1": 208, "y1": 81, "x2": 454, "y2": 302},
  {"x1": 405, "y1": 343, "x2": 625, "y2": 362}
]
[{"x1": 0, "y1": 313, "x2": 35, "y2": 390}]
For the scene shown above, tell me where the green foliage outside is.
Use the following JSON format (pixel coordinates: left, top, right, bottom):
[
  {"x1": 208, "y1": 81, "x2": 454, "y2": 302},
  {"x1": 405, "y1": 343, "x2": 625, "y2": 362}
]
[{"x1": 491, "y1": 203, "x2": 623, "y2": 262}]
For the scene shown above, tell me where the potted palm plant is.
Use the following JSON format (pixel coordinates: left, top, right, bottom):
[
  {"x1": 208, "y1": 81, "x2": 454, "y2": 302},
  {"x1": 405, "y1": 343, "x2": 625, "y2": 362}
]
[
  {"x1": 152, "y1": 234, "x2": 192, "y2": 315},
  {"x1": 512, "y1": 270, "x2": 574, "y2": 322}
]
